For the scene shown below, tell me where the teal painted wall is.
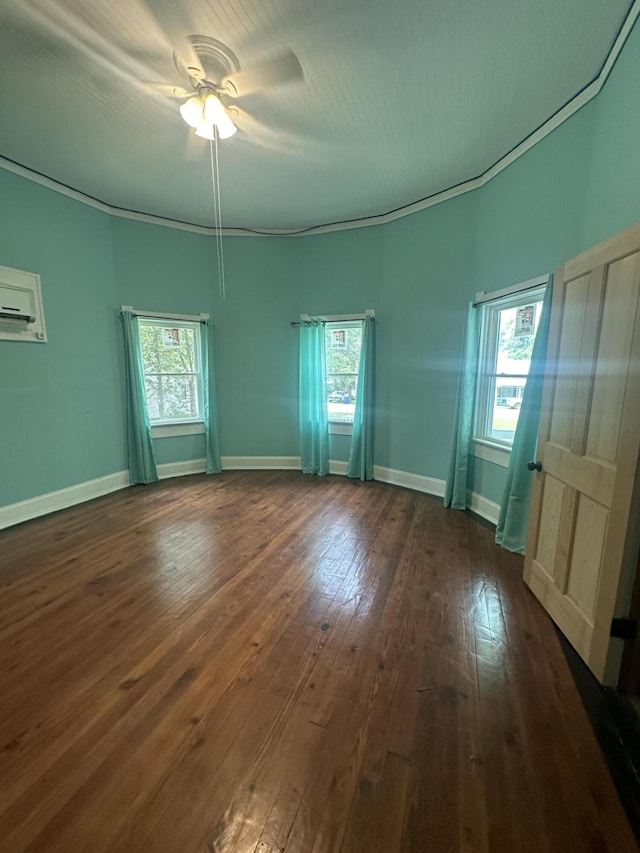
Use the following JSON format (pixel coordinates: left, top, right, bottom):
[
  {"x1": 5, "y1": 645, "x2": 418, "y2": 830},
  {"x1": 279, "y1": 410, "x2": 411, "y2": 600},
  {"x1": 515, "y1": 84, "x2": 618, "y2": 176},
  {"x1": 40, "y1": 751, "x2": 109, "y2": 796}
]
[
  {"x1": 582, "y1": 20, "x2": 640, "y2": 248},
  {"x1": 111, "y1": 217, "x2": 219, "y2": 464},
  {"x1": 0, "y1": 171, "x2": 124, "y2": 505},
  {"x1": 474, "y1": 103, "x2": 593, "y2": 293},
  {"x1": 213, "y1": 237, "x2": 299, "y2": 457},
  {"x1": 377, "y1": 193, "x2": 477, "y2": 479},
  {"x1": 1, "y1": 17, "x2": 639, "y2": 512},
  {"x1": 113, "y1": 220, "x2": 300, "y2": 460},
  {"x1": 467, "y1": 17, "x2": 640, "y2": 502},
  {"x1": 290, "y1": 227, "x2": 384, "y2": 463},
  {"x1": 467, "y1": 457, "x2": 507, "y2": 507},
  {"x1": 467, "y1": 90, "x2": 595, "y2": 502}
]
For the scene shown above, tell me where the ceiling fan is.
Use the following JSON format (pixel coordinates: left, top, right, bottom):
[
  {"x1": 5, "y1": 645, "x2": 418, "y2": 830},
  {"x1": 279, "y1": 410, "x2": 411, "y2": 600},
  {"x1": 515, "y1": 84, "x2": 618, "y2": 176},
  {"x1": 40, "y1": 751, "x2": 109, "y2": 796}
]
[
  {"x1": 13, "y1": 0, "x2": 303, "y2": 152},
  {"x1": 145, "y1": 32, "x2": 304, "y2": 296},
  {"x1": 149, "y1": 34, "x2": 303, "y2": 146}
]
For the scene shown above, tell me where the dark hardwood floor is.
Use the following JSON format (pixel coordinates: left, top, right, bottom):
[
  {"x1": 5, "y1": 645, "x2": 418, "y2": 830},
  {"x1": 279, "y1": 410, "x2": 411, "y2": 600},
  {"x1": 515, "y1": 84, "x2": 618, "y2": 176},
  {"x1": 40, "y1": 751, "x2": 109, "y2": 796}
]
[{"x1": 0, "y1": 471, "x2": 636, "y2": 852}]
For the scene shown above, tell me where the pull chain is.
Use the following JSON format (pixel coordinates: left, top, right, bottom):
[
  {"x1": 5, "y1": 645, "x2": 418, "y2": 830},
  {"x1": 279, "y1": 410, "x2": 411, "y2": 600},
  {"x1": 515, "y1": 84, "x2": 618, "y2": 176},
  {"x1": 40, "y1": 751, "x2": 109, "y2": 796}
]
[{"x1": 209, "y1": 134, "x2": 226, "y2": 301}]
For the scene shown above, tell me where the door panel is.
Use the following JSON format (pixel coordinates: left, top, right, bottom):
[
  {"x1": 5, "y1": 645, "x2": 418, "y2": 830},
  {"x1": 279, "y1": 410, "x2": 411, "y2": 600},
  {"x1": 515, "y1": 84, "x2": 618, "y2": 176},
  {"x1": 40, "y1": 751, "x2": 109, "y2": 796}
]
[
  {"x1": 535, "y1": 475, "x2": 565, "y2": 577},
  {"x1": 542, "y1": 443, "x2": 615, "y2": 505},
  {"x1": 586, "y1": 254, "x2": 640, "y2": 464},
  {"x1": 549, "y1": 275, "x2": 589, "y2": 450},
  {"x1": 565, "y1": 495, "x2": 608, "y2": 618},
  {"x1": 524, "y1": 224, "x2": 640, "y2": 684}
]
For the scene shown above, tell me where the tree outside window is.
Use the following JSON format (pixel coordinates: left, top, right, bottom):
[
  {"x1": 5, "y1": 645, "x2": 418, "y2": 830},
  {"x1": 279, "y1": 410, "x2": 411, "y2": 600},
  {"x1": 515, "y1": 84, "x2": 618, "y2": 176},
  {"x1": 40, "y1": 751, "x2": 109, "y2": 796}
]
[
  {"x1": 325, "y1": 322, "x2": 362, "y2": 423},
  {"x1": 138, "y1": 320, "x2": 203, "y2": 423}
]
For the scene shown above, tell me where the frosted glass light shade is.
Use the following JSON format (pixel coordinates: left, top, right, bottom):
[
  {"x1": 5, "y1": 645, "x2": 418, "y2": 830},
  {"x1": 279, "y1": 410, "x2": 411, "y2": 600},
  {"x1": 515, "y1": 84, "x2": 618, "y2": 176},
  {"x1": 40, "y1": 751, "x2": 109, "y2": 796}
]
[
  {"x1": 179, "y1": 96, "x2": 204, "y2": 128},
  {"x1": 203, "y1": 93, "x2": 226, "y2": 124},
  {"x1": 215, "y1": 113, "x2": 237, "y2": 139},
  {"x1": 204, "y1": 93, "x2": 237, "y2": 139},
  {"x1": 194, "y1": 122, "x2": 215, "y2": 140}
]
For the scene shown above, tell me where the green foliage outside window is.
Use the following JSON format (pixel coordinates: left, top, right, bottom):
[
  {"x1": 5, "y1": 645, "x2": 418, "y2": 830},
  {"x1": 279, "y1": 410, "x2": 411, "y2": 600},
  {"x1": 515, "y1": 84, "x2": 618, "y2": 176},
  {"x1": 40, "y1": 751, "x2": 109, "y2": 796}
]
[
  {"x1": 325, "y1": 325, "x2": 362, "y2": 400},
  {"x1": 499, "y1": 314, "x2": 535, "y2": 360},
  {"x1": 139, "y1": 322, "x2": 201, "y2": 422}
]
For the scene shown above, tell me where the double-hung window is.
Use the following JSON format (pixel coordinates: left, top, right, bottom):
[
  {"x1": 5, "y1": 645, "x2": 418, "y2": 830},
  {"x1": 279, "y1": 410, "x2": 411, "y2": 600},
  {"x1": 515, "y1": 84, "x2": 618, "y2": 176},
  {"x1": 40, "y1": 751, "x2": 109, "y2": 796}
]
[
  {"x1": 299, "y1": 311, "x2": 372, "y2": 436},
  {"x1": 138, "y1": 318, "x2": 204, "y2": 430},
  {"x1": 474, "y1": 282, "x2": 547, "y2": 451},
  {"x1": 325, "y1": 321, "x2": 363, "y2": 427}
]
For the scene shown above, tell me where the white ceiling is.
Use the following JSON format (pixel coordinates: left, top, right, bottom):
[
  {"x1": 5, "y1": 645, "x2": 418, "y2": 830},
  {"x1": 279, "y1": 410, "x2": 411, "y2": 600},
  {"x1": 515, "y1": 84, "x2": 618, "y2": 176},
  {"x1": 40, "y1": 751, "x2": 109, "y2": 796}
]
[{"x1": 0, "y1": 0, "x2": 634, "y2": 232}]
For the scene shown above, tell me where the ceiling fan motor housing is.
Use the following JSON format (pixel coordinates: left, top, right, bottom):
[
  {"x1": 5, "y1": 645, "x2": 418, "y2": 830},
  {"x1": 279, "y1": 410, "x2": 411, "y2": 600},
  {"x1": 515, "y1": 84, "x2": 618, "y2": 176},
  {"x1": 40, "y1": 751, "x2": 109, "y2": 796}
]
[{"x1": 174, "y1": 35, "x2": 241, "y2": 87}]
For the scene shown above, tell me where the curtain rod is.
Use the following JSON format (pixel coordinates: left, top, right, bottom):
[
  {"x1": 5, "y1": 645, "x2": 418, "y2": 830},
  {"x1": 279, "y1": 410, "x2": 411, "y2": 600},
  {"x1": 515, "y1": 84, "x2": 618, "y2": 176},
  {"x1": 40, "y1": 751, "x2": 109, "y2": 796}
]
[
  {"x1": 120, "y1": 306, "x2": 209, "y2": 323},
  {"x1": 290, "y1": 310, "x2": 376, "y2": 326},
  {"x1": 472, "y1": 276, "x2": 549, "y2": 308}
]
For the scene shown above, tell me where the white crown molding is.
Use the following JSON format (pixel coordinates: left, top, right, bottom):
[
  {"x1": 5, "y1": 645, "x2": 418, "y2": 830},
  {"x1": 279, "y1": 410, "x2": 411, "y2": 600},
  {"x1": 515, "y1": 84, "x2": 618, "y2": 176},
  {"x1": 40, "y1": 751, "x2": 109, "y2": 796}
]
[
  {"x1": 1, "y1": 1, "x2": 637, "y2": 239},
  {"x1": 0, "y1": 470, "x2": 129, "y2": 531}
]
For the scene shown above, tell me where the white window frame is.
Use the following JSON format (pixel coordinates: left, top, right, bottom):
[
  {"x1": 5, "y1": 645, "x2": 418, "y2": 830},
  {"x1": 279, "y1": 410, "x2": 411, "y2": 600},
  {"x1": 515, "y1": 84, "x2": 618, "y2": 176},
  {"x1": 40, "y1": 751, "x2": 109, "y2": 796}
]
[
  {"x1": 300, "y1": 310, "x2": 374, "y2": 436},
  {"x1": 123, "y1": 307, "x2": 208, "y2": 439},
  {"x1": 472, "y1": 276, "x2": 548, "y2": 465}
]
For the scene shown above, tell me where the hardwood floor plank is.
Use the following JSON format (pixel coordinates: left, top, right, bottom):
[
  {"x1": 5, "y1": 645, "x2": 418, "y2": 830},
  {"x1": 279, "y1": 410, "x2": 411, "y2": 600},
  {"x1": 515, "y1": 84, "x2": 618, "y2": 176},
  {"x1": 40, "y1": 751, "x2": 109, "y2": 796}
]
[
  {"x1": 0, "y1": 472, "x2": 344, "y2": 804},
  {"x1": 94, "y1": 480, "x2": 378, "y2": 852},
  {"x1": 0, "y1": 472, "x2": 636, "y2": 852},
  {"x1": 6, "y1": 481, "x2": 352, "y2": 851},
  {"x1": 370, "y1": 751, "x2": 411, "y2": 853}
]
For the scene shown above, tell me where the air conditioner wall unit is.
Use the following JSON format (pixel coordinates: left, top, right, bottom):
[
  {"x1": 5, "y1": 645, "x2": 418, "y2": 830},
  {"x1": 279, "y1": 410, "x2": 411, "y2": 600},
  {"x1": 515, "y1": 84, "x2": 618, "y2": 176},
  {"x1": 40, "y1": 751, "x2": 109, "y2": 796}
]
[
  {"x1": 0, "y1": 266, "x2": 46, "y2": 342},
  {"x1": 0, "y1": 283, "x2": 36, "y2": 323}
]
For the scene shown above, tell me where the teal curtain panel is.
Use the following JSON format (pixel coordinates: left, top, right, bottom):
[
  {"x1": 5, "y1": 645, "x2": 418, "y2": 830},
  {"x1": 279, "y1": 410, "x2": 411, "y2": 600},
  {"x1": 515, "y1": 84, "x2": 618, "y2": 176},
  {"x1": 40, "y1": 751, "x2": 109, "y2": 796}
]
[
  {"x1": 347, "y1": 315, "x2": 375, "y2": 481},
  {"x1": 121, "y1": 309, "x2": 158, "y2": 485},
  {"x1": 444, "y1": 303, "x2": 480, "y2": 509},
  {"x1": 496, "y1": 277, "x2": 554, "y2": 554},
  {"x1": 201, "y1": 320, "x2": 223, "y2": 474},
  {"x1": 299, "y1": 320, "x2": 329, "y2": 476}
]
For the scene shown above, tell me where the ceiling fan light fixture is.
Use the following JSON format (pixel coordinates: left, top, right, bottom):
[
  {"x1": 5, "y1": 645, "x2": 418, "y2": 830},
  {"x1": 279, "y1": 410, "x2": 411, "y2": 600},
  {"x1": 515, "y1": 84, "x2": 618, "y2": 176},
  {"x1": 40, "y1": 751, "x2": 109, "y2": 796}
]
[
  {"x1": 194, "y1": 93, "x2": 236, "y2": 139},
  {"x1": 179, "y1": 95, "x2": 204, "y2": 129},
  {"x1": 203, "y1": 93, "x2": 237, "y2": 139},
  {"x1": 194, "y1": 121, "x2": 216, "y2": 140},
  {"x1": 202, "y1": 92, "x2": 226, "y2": 124},
  {"x1": 215, "y1": 113, "x2": 237, "y2": 139}
]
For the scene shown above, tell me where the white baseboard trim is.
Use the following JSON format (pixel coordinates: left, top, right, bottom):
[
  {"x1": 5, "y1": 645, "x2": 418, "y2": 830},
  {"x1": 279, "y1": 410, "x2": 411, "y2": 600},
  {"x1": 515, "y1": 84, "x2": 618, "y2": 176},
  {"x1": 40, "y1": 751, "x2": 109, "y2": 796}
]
[
  {"x1": 0, "y1": 470, "x2": 129, "y2": 531},
  {"x1": 156, "y1": 456, "x2": 356, "y2": 477},
  {"x1": 157, "y1": 459, "x2": 206, "y2": 479},
  {"x1": 0, "y1": 457, "x2": 502, "y2": 530},
  {"x1": 373, "y1": 465, "x2": 446, "y2": 497},
  {"x1": 221, "y1": 455, "x2": 301, "y2": 470},
  {"x1": 372, "y1": 465, "x2": 500, "y2": 524},
  {"x1": 468, "y1": 492, "x2": 501, "y2": 525}
]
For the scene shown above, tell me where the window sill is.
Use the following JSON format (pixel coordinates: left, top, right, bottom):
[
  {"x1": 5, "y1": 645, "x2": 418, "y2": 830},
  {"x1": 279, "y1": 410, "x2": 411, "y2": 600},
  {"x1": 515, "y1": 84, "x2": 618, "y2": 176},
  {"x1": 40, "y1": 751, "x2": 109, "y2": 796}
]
[
  {"x1": 151, "y1": 422, "x2": 205, "y2": 439},
  {"x1": 329, "y1": 421, "x2": 353, "y2": 436},
  {"x1": 472, "y1": 439, "x2": 511, "y2": 468}
]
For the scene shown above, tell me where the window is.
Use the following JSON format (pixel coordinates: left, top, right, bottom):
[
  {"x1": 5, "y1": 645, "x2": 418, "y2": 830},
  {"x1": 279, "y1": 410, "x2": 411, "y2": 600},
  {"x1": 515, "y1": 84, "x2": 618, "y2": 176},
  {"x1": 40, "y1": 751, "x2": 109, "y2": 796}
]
[
  {"x1": 474, "y1": 284, "x2": 546, "y2": 447},
  {"x1": 138, "y1": 318, "x2": 203, "y2": 424},
  {"x1": 325, "y1": 321, "x2": 363, "y2": 424}
]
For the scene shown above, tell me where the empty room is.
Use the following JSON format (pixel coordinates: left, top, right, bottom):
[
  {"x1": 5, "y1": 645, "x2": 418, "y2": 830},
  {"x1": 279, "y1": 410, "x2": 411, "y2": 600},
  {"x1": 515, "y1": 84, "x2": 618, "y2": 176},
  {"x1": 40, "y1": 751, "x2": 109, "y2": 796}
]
[{"x1": 2, "y1": 1, "x2": 640, "y2": 850}]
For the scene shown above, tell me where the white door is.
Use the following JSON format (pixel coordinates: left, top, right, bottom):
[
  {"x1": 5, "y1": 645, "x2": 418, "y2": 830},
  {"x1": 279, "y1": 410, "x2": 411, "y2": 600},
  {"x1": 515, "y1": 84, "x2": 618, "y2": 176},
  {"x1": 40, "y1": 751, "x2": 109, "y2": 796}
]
[{"x1": 524, "y1": 224, "x2": 640, "y2": 685}]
